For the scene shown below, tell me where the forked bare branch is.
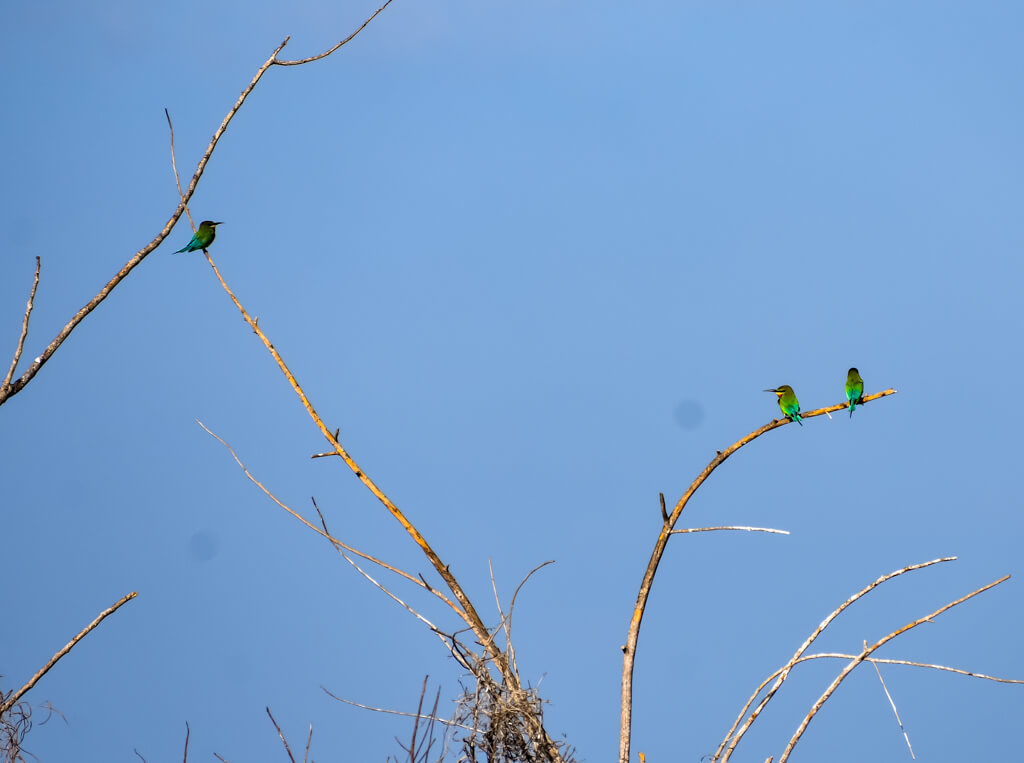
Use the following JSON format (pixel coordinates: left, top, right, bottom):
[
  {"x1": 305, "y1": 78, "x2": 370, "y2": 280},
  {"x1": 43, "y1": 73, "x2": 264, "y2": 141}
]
[
  {"x1": 715, "y1": 557, "x2": 954, "y2": 761},
  {"x1": 0, "y1": 2, "x2": 392, "y2": 408},
  {"x1": 777, "y1": 574, "x2": 1010, "y2": 762}
]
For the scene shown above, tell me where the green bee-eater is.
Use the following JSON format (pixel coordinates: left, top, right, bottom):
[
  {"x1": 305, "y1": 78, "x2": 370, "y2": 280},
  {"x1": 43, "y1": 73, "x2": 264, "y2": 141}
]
[
  {"x1": 174, "y1": 220, "x2": 222, "y2": 253},
  {"x1": 845, "y1": 368, "x2": 864, "y2": 418},
  {"x1": 764, "y1": 385, "x2": 803, "y2": 426}
]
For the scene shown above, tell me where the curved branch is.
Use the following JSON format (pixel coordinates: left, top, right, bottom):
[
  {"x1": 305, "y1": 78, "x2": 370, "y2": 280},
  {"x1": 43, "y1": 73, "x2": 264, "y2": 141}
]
[{"x1": 618, "y1": 388, "x2": 898, "y2": 763}]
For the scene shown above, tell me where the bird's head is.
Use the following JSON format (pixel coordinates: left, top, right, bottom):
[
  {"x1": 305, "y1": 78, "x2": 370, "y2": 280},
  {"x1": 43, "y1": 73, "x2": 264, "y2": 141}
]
[
  {"x1": 199, "y1": 220, "x2": 223, "y2": 229},
  {"x1": 763, "y1": 385, "x2": 792, "y2": 397},
  {"x1": 847, "y1": 367, "x2": 859, "y2": 376}
]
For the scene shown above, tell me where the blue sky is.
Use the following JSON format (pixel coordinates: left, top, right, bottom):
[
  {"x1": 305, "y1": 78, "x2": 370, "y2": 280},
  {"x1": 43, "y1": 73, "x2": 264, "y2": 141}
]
[{"x1": 2, "y1": 1, "x2": 1023, "y2": 761}]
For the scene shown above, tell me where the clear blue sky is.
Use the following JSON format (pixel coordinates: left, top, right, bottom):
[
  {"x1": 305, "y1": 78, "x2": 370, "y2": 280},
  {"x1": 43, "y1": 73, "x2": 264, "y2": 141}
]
[{"x1": 2, "y1": 1, "x2": 1023, "y2": 761}]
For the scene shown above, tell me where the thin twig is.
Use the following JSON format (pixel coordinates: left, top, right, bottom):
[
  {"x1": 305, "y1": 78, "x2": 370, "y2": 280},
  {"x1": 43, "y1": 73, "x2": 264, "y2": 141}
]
[
  {"x1": 487, "y1": 560, "x2": 515, "y2": 676},
  {"x1": 870, "y1": 653, "x2": 914, "y2": 760},
  {"x1": 0, "y1": 592, "x2": 137, "y2": 714},
  {"x1": 801, "y1": 653, "x2": 1024, "y2": 684},
  {"x1": 164, "y1": 110, "x2": 193, "y2": 233},
  {"x1": 266, "y1": 707, "x2": 297, "y2": 763},
  {"x1": 183, "y1": 721, "x2": 190, "y2": 763},
  {"x1": 716, "y1": 557, "x2": 954, "y2": 762},
  {"x1": 304, "y1": 723, "x2": 313, "y2": 763},
  {"x1": 321, "y1": 686, "x2": 475, "y2": 731},
  {"x1": 778, "y1": 575, "x2": 1010, "y2": 763},
  {"x1": 275, "y1": 0, "x2": 396, "y2": 65},
  {"x1": 407, "y1": 677, "x2": 428, "y2": 762},
  {"x1": 620, "y1": 389, "x2": 898, "y2": 763},
  {"x1": 1, "y1": 256, "x2": 40, "y2": 395},
  {"x1": 669, "y1": 526, "x2": 789, "y2": 535},
  {"x1": 196, "y1": 419, "x2": 465, "y2": 619},
  {"x1": 481, "y1": 560, "x2": 554, "y2": 676}
]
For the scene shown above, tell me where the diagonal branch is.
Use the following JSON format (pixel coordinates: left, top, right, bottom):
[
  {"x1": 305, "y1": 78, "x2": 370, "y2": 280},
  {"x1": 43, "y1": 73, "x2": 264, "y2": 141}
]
[
  {"x1": 275, "y1": 0, "x2": 396, "y2": 65},
  {"x1": 266, "y1": 707, "x2": 297, "y2": 763},
  {"x1": 777, "y1": 574, "x2": 1010, "y2": 762},
  {"x1": 619, "y1": 388, "x2": 898, "y2": 763},
  {"x1": 0, "y1": 592, "x2": 137, "y2": 715},
  {"x1": 1, "y1": 256, "x2": 40, "y2": 396},
  {"x1": 200, "y1": 253, "x2": 564, "y2": 762}
]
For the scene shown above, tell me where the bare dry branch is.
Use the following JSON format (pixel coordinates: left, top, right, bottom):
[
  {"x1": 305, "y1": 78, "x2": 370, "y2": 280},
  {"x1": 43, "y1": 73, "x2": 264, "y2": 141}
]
[
  {"x1": 669, "y1": 526, "x2": 789, "y2": 535},
  {"x1": 182, "y1": 721, "x2": 190, "y2": 763},
  {"x1": 321, "y1": 686, "x2": 474, "y2": 732},
  {"x1": 164, "y1": 110, "x2": 193, "y2": 233},
  {"x1": 777, "y1": 574, "x2": 1010, "y2": 763},
  {"x1": 716, "y1": 557, "x2": 954, "y2": 762},
  {"x1": 0, "y1": 592, "x2": 137, "y2": 715},
  {"x1": 870, "y1": 655, "x2": 914, "y2": 760},
  {"x1": 619, "y1": 389, "x2": 898, "y2": 763},
  {"x1": 266, "y1": 707, "x2": 297, "y2": 763},
  {"x1": 802, "y1": 653, "x2": 1024, "y2": 684},
  {"x1": 1, "y1": 256, "x2": 40, "y2": 396},
  {"x1": 275, "y1": 0, "x2": 396, "y2": 65}
]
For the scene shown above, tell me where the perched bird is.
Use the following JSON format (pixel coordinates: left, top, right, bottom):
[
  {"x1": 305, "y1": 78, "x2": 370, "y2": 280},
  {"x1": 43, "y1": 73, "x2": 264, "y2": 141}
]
[
  {"x1": 173, "y1": 220, "x2": 222, "y2": 253},
  {"x1": 845, "y1": 368, "x2": 864, "y2": 418},
  {"x1": 764, "y1": 385, "x2": 803, "y2": 426}
]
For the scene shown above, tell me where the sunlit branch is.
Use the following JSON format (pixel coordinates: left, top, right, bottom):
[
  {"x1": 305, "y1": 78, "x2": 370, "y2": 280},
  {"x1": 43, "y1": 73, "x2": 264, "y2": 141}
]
[{"x1": 619, "y1": 389, "x2": 898, "y2": 763}]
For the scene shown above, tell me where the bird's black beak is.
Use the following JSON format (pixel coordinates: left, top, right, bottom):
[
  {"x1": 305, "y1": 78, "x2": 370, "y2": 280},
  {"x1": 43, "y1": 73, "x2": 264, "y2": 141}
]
[{"x1": 213, "y1": 221, "x2": 224, "y2": 225}]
